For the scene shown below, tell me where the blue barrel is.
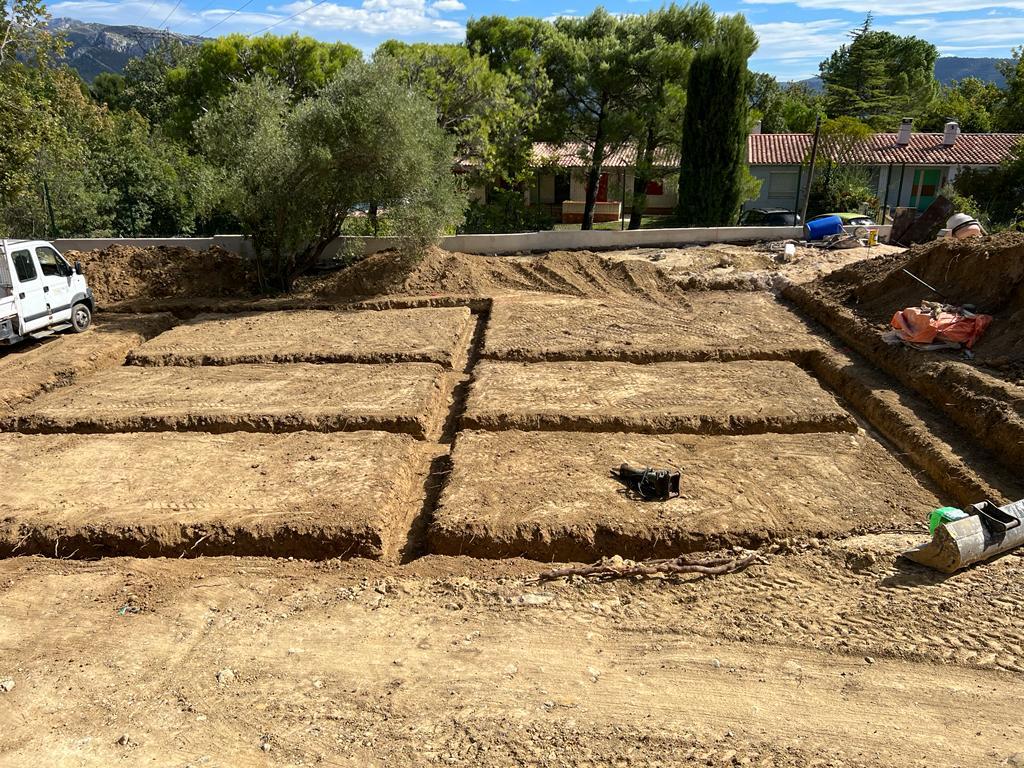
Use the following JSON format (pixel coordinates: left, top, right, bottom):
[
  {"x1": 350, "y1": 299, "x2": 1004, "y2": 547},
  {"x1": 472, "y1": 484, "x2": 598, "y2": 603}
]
[{"x1": 805, "y1": 215, "x2": 844, "y2": 240}]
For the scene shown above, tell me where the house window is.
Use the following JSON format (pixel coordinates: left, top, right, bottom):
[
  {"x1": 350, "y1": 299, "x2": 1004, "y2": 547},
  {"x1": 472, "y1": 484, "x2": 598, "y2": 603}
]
[
  {"x1": 645, "y1": 179, "x2": 664, "y2": 195},
  {"x1": 767, "y1": 172, "x2": 798, "y2": 199}
]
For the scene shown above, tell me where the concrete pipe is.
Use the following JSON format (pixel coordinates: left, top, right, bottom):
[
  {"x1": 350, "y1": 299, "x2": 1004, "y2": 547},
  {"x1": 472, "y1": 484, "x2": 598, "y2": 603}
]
[{"x1": 903, "y1": 499, "x2": 1024, "y2": 573}]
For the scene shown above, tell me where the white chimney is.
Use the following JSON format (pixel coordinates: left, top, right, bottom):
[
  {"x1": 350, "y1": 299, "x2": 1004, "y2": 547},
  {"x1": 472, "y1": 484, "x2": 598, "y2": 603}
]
[
  {"x1": 751, "y1": 120, "x2": 762, "y2": 135},
  {"x1": 943, "y1": 121, "x2": 961, "y2": 146},
  {"x1": 896, "y1": 118, "x2": 913, "y2": 146}
]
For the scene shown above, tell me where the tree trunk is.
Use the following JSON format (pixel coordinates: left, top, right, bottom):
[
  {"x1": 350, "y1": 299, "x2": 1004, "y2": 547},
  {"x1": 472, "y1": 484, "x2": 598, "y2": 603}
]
[
  {"x1": 629, "y1": 124, "x2": 657, "y2": 230},
  {"x1": 582, "y1": 95, "x2": 608, "y2": 231}
]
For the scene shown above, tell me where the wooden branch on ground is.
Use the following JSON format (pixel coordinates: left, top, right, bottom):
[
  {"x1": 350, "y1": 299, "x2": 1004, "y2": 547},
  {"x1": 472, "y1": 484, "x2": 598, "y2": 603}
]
[{"x1": 530, "y1": 549, "x2": 760, "y2": 583}]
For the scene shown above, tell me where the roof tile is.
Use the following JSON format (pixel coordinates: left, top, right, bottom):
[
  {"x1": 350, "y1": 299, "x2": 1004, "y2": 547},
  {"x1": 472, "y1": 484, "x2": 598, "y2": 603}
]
[{"x1": 747, "y1": 132, "x2": 1023, "y2": 166}]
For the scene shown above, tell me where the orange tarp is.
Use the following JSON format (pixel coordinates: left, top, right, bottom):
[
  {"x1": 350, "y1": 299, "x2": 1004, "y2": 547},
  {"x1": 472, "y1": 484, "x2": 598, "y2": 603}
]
[{"x1": 890, "y1": 307, "x2": 992, "y2": 349}]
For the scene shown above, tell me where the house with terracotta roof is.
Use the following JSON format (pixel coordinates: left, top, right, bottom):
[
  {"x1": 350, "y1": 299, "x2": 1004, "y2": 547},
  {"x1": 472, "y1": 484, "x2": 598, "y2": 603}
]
[
  {"x1": 526, "y1": 142, "x2": 679, "y2": 223},
  {"x1": 746, "y1": 122, "x2": 1023, "y2": 217},
  {"x1": 519, "y1": 123, "x2": 1022, "y2": 225}
]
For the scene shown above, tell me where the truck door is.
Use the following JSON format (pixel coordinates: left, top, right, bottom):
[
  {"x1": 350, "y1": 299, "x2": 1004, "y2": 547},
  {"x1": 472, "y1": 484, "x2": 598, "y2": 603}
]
[
  {"x1": 34, "y1": 245, "x2": 74, "y2": 323},
  {"x1": 8, "y1": 248, "x2": 50, "y2": 333}
]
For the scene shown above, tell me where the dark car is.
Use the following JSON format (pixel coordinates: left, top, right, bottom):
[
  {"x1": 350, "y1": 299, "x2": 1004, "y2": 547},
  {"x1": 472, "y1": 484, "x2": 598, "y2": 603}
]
[{"x1": 739, "y1": 208, "x2": 802, "y2": 226}]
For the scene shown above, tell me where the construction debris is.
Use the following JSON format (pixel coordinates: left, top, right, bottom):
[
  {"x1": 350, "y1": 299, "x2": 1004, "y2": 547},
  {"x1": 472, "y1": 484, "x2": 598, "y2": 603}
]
[
  {"x1": 903, "y1": 499, "x2": 1024, "y2": 573},
  {"x1": 612, "y1": 463, "x2": 681, "y2": 500},
  {"x1": 947, "y1": 212, "x2": 985, "y2": 240},
  {"x1": 887, "y1": 301, "x2": 992, "y2": 351},
  {"x1": 530, "y1": 549, "x2": 759, "y2": 583}
]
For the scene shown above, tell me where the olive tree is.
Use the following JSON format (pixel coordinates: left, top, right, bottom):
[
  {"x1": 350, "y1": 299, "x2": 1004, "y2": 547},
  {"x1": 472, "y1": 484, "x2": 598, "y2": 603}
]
[{"x1": 198, "y1": 59, "x2": 465, "y2": 291}]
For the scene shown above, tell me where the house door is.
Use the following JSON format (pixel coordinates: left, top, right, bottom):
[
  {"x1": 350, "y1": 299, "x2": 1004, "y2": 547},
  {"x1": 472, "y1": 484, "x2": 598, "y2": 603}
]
[
  {"x1": 596, "y1": 173, "x2": 609, "y2": 203},
  {"x1": 553, "y1": 173, "x2": 571, "y2": 203},
  {"x1": 911, "y1": 168, "x2": 943, "y2": 211}
]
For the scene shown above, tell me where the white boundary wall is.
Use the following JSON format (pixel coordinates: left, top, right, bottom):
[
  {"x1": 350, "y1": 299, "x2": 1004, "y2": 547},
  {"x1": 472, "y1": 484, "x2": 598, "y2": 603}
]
[{"x1": 54, "y1": 225, "x2": 891, "y2": 258}]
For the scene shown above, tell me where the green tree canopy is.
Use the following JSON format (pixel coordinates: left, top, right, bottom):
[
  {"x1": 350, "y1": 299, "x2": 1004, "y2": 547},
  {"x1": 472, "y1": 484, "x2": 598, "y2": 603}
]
[
  {"x1": 918, "y1": 78, "x2": 1002, "y2": 133},
  {"x1": 373, "y1": 41, "x2": 538, "y2": 185},
  {"x1": 198, "y1": 60, "x2": 464, "y2": 290},
  {"x1": 136, "y1": 33, "x2": 361, "y2": 140},
  {"x1": 623, "y1": 3, "x2": 715, "y2": 228},
  {"x1": 749, "y1": 75, "x2": 823, "y2": 133},
  {"x1": 997, "y1": 48, "x2": 1024, "y2": 132},
  {"x1": 543, "y1": 8, "x2": 639, "y2": 229},
  {"x1": 676, "y1": 14, "x2": 758, "y2": 226},
  {"x1": 820, "y1": 14, "x2": 938, "y2": 128}
]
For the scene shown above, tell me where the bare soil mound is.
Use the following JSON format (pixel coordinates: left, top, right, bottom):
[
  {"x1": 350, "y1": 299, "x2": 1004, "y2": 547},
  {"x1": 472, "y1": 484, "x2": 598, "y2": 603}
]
[
  {"x1": 299, "y1": 246, "x2": 685, "y2": 303},
  {"x1": 65, "y1": 245, "x2": 256, "y2": 306},
  {"x1": 810, "y1": 232, "x2": 1024, "y2": 376}
]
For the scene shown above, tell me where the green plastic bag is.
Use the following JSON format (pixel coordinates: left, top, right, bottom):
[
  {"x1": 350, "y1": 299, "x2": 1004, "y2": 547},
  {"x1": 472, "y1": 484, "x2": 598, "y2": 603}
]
[{"x1": 929, "y1": 506, "x2": 968, "y2": 534}]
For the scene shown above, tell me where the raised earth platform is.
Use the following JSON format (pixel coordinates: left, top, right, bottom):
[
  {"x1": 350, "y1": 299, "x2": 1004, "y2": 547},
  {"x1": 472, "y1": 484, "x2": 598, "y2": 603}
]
[
  {"x1": 127, "y1": 307, "x2": 474, "y2": 368},
  {"x1": 463, "y1": 360, "x2": 857, "y2": 435},
  {"x1": 482, "y1": 293, "x2": 820, "y2": 362},
  {"x1": 0, "y1": 431, "x2": 426, "y2": 560},
  {"x1": 429, "y1": 430, "x2": 939, "y2": 561},
  {"x1": 0, "y1": 314, "x2": 175, "y2": 413},
  {"x1": 7, "y1": 362, "x2": 449, "y2": 438}
]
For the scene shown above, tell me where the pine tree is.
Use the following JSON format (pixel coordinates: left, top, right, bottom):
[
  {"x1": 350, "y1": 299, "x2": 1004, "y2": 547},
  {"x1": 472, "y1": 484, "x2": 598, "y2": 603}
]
[{"x1": 675, "y1": 15, "x2": 756, "y2": 226}]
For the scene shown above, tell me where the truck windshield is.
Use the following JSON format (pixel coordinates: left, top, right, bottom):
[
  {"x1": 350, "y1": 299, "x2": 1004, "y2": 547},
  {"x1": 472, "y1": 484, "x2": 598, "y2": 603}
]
[{"x1": 11, "y1": 250, "x2": 36, "y2": 282}]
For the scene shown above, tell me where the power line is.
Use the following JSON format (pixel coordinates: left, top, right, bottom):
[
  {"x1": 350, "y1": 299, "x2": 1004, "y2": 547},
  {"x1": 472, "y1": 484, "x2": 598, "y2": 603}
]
[
  {"x1": 246, "y1": 0, "x2": 331, "y2": 37},
  {"x1": 156, "y1": 0, "x2": 186, "y2": 30},
  {"x1": 138, "y1": 0, "x2": 164, "y2": 27},
  {"x1": 195, "y1": 0, "x2": 258, "y2": 37}
]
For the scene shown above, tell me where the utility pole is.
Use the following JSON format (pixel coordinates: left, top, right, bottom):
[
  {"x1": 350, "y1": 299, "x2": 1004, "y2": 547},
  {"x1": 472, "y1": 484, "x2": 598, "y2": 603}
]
[{"x1": 800, "y1": 115, "x2": 822, "y2": 227}]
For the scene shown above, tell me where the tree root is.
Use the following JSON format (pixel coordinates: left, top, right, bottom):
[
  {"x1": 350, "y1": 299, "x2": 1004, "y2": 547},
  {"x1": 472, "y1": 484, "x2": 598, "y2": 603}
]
[{"x1": 530, "y1": 549, "x2": 760, "y2": 583}]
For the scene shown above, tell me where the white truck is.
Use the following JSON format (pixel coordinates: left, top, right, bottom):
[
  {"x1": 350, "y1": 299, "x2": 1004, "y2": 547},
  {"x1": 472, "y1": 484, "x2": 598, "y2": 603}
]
[{"x1": 0, "y1": 239, "x2": 93, "y2": 346}]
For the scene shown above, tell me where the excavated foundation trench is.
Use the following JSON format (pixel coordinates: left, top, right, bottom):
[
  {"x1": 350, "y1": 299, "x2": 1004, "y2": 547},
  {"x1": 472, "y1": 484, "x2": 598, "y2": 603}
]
[{"x1": 0, "y1": 248, "x2": 1020, "y2": 563}]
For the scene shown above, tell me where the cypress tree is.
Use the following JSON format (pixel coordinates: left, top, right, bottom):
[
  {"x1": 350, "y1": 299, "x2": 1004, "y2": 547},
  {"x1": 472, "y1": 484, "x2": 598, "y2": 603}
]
[{"x1": 676, "y1": 15, "x2": 757, "y2": 226}]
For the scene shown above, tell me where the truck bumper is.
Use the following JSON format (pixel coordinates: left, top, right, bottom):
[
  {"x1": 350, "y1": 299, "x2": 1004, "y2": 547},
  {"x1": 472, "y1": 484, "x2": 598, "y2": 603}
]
[{"x1": 0, "y1": 316, "x2": 19, "y2": 344}]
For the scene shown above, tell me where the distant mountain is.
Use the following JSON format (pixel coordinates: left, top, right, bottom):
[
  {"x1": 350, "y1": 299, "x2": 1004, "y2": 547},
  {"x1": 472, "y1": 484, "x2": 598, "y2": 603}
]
[
  {"x1": 934, "y1": 57, "x2": 1008, "y2": 87},
  {"x1": 795, "y1": 56, "x2": 1012, "y2": 92},
  {"x1": 50, "y1": 18, "x2": 203, "y2": 82}
]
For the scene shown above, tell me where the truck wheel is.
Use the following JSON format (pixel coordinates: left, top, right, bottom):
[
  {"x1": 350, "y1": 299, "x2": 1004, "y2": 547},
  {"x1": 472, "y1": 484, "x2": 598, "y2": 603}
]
[{"x1": 71, "y1": 303, "x2": 92, "y2": 333}]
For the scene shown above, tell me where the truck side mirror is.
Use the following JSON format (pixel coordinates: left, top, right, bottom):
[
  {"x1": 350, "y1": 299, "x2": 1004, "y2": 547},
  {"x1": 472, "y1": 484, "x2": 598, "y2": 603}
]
[{"x1": 75, "y1": 260, "x2": 83, "y2": 275}]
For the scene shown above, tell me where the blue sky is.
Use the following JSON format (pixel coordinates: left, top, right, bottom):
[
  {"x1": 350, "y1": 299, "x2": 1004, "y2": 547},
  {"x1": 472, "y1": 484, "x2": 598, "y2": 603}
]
[{"x1": 50, "y1": 0, "x2": 1024, "y2": 81}]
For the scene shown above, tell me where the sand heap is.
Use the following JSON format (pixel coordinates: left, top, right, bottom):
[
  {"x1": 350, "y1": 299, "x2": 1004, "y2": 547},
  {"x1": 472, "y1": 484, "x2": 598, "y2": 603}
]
[
  {"x1": 65, "y1": 244, "x2": 256, "y2": 306},
  {"x1": 298, "y1": 246, "x2": 686, "y2": 303}
]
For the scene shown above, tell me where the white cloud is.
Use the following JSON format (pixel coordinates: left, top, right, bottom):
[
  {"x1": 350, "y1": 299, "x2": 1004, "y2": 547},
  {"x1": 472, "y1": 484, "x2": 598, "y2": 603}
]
[
  {"x1": 748, "y1": 18, "x2": 849, "y2": 79},
  {"x1": 742, "y1": 0, "x2": 1024, "y2": 16},
  {"x1": 886, "y1": 14, "x2": 1024, "y2": 50},
  {"x1": 51, "y1": 0, "x2": 465, "y2": 38}
]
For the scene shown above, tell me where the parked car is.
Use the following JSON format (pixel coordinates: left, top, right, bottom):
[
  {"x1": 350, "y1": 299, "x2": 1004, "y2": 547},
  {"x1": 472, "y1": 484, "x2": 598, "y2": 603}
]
[
  {"x1": 739, "y1": 208, "x2": 802, "y2": 226},
  {"x1": 0, "y1": 239, "x2": 93, "y2": 346},
  {"x1": 808, "y1": 212, "x2": 877, "y2": 227}
]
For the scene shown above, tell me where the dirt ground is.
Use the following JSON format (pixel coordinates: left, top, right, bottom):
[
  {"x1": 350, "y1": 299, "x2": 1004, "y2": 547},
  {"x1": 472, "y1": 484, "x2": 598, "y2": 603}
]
[
  {"x1": 2, "y1": 548, "x2": 1023, "y2": 767},
  {"x1": 8, "y1": 362, "x2": 449, "y2": 438},
  {"x1": 787, "y1": 233, "x2": 1024, "y2": 475},
  {"x1": 809, "y1": 232, "x2": 1024, "y2": 382},
  {"x1": 602, "y1": 241, "x2": 906, "y2": 285},
  {"x1": 0, "y1": 430, "x2": 428, "y2": 560},
  {"x1": 483, "y1": 292, "x2": 821, "y2": 362},
  {"x1": 0, "y1": 313, "x2": 174, "y2": 412},
  {"x1": 298, "y1": 242, "x2": 905, "y2": 305},
  {"x1": 66, "y1": 244, "x2": 257, "y2": 307},
  {"x1": 430, "y1": 429, "x2": 939, "y2": 561},
  {"x1": 464, "y1": 360, "x2": 856, "y2": 435},
  {"x1": 2, "y1": 240, "x2": 1023, "y2": 767},
  {"x1": 128, "y1": 307, "x2": 474, "y2": 368}
]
